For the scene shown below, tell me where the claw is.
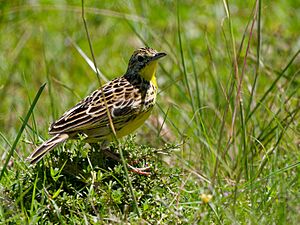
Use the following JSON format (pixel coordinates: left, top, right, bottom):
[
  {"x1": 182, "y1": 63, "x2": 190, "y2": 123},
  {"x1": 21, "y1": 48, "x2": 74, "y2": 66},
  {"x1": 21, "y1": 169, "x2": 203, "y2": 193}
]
[
  {"x1": 127, "y1": 164, "x2": 151, "y2": 176},
  {"x1": 101, "y1": 148, "x2": 151, "y2": 175}
]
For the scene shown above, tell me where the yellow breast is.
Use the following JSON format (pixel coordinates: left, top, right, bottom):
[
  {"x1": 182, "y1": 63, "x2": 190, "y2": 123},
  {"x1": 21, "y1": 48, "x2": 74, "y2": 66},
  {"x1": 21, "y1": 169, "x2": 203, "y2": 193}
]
[{"x1": 115, "y1": 109, "x2": 153, "y2": 138}]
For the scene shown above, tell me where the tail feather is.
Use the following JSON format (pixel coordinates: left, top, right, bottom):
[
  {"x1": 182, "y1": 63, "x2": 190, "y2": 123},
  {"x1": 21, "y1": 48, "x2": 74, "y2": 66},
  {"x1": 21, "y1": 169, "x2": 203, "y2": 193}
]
[{"x1": 26, "y1": 133, "x2": 69, "y2": 164}]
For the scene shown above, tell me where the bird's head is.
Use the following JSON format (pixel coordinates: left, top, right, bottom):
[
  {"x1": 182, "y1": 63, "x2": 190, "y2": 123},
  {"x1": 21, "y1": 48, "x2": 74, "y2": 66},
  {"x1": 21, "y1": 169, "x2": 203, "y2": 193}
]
[{"x1": 126, "y1": 47, "x2": 166, "y2": 82}]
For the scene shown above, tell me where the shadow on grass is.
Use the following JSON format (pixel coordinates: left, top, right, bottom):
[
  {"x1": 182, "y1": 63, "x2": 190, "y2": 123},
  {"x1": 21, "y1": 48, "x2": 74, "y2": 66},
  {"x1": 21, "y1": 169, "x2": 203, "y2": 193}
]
[{"x1": 2, "y1": 136, "x2": 186, "y2": 224}]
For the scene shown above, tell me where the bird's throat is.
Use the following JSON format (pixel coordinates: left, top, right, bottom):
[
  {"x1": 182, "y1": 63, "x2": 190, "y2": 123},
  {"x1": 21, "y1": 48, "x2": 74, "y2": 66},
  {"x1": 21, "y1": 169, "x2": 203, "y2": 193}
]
[{"x1": 139, "y1": 61, "x2": 158, "y2": 86}]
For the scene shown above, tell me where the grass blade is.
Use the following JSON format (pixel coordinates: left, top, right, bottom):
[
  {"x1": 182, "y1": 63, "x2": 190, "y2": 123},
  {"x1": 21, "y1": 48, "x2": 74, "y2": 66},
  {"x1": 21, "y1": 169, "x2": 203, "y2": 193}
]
[
  {"x1": 0, "y1": 83, "x2": 46, "y2": 181},
  {"x1": 246, "y1": 49, "x2": 300, "y2": 122}
]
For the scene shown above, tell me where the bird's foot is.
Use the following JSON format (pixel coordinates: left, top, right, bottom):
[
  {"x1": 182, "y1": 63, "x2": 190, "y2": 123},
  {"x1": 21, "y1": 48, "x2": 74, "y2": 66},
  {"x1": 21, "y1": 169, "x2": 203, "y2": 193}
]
[{"x1": 127, "y1": 164, "x2": 151, "y2": 176}]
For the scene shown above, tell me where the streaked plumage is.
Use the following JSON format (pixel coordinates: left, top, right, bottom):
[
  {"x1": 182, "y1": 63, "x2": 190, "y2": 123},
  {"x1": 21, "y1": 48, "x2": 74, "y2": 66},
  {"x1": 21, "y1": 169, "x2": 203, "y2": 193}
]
[{"x1": 27, "y1": 47, "x2": 166, "y2": 164}]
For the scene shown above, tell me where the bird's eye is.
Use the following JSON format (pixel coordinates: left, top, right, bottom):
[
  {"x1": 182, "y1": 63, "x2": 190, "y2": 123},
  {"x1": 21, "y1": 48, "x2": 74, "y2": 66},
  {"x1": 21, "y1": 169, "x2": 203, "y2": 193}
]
[{"x1": 137, "y1": 55, "x2": 144, "y2": 62}]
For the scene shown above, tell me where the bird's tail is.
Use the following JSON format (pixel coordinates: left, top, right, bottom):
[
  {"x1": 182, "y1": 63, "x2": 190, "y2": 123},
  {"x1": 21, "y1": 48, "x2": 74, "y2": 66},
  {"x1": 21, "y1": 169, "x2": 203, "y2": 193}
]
[{"x1": 26, "y1": 133, "x2": 69, "y2": 164}]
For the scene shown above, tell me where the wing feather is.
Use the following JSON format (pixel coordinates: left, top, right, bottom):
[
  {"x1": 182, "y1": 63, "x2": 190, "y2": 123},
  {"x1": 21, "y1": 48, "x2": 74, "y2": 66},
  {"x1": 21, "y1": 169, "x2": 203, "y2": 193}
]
[{"x1": 49, "y1": 77, "x2": 142, "y2": 135}]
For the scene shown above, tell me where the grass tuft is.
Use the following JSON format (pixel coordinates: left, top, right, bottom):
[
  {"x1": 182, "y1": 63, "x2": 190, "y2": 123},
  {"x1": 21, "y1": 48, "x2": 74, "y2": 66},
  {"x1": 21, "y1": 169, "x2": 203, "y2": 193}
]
[{"x1": 1, "y1": 1, "x2": 299, "y2": 224}]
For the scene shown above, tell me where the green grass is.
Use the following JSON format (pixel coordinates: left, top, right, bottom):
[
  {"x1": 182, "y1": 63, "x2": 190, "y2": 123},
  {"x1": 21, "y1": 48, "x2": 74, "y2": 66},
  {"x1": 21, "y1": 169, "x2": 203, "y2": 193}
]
[{"x1": 1, "y1": 0, "x2": 299, "y2": 224}]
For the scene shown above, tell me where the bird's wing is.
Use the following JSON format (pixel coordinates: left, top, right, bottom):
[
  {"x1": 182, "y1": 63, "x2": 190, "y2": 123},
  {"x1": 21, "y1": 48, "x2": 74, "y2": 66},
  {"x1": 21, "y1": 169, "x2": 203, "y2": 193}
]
[{"x1": 49, "y1": 77, "x2": 142, "y2": 135}]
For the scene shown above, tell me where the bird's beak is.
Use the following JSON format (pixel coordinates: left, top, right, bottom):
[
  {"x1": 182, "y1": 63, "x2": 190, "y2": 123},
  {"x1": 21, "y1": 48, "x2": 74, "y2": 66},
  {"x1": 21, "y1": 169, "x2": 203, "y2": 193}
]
[{"x1": 150, "y1": 52, "x2": 167, "y2": 61}]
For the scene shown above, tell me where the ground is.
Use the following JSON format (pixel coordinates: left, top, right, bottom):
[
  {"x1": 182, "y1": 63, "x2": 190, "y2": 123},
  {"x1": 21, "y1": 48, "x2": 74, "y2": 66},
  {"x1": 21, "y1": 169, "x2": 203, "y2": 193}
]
[{"x1": 0, "y1": 1, "x2": 299, "y2": 224}]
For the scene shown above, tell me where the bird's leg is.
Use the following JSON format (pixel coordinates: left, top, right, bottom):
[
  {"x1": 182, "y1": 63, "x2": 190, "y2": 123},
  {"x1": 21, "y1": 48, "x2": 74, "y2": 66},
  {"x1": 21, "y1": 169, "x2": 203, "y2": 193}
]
[
  {"x1": 101, "y1": 148, "x2": 122, "y2": 162},
  {"x1": 100, "y1": 146, "x2": 151, "y2": 176},
  {"x1": 127, "y1": 163, "x2": 151, "y2": 176}
]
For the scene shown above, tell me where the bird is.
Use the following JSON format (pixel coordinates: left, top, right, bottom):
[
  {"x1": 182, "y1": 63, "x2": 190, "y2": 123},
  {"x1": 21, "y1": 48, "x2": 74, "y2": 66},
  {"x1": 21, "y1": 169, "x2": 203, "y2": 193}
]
[{"x1": 26, "y1": 47, "x2": 166, "y2": 165}]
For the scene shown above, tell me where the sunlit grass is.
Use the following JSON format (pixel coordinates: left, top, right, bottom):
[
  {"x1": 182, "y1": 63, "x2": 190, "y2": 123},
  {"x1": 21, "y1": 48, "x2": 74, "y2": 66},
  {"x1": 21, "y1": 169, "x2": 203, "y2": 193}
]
[{"x1": 0, "y1": 0, "x2": 299, "y2": 224}]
